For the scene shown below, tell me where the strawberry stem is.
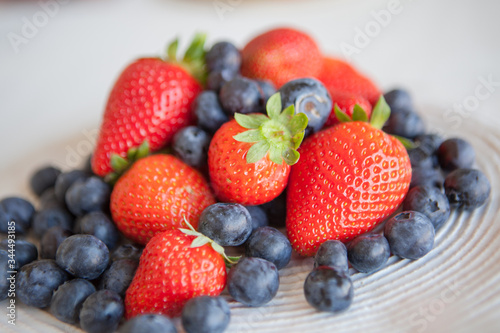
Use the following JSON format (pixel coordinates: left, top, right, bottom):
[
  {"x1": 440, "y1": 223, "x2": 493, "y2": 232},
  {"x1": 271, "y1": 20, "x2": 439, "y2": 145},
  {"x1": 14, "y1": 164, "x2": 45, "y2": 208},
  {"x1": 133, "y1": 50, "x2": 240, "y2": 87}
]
[
  {"x1": 165, "y1": 33, "x2": 207, "y2": 85},
  {"x1": 104, "y1": 141, "x2": 150, "y2": 185}
]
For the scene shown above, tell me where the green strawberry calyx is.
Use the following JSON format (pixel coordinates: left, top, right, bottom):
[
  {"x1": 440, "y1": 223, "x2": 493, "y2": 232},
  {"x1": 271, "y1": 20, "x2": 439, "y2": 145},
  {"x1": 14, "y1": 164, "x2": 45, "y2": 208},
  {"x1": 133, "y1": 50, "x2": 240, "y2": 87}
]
[
  {"x1": 166, "y1": 33, "x2": 207, "y2": 84},
  {"x1": 233, "y1": 92, "x2": 309, "y2": 165},
  {"x1": 334, "y1": 96, "x2": 417, "y2": 149},
  {"x1": 105, "y1": 141, "x2": 150, "y2": 184},
  {"x1": 180, "y1": 217, "x2": 241, "y2": 268}
]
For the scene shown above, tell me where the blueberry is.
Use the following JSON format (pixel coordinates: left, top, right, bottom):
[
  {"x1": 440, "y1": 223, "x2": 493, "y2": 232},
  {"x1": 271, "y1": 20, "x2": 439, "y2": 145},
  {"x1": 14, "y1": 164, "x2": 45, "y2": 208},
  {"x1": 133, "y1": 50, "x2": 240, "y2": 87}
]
[
  {"x1": 414, "y1": 134, "x2": 443, "y2": 156},
  {"x1": 408, "y1": 147, "x2": 434, "y2": 169},
  {"x1": 206, "y1": 69, "x2": 237, "y2": 92},
  {"x1": 98, "y1": 259, "x2": 138, "y2": 297},
  {"x1": 79, "y1": 290, "x2": 124, "y2": 333},
  {"x1": 50, "y1": 279, "x2": 96, "y2": 324},
  {"x1": 0, "y1": 197, "x2": 35, "y2": 234},
  {"x1": 384, "y1": 211, "x2": 435, "y2": 260},
  {"x1": 0, "y1": 250, "x2": 11, "y2": 301},
  {"x1": 256, "y1": 80, "x2": 276, "y2": 107},
  {"x1": 438, "y1": 138, "x2": 475, "y2": 171},
  {"x1": 40, "y1": 226, "x2": 73, "y2": 259},
  {"x1": 120, "y1": 314, "x2": 177, "y2": 333},
  {"x1": 30, "y1": 165, "x2": 61, "y2": 197},
  {"x1": 383, "y1": 107, "x2": 426, "y2": 139},
  {"x1": 403, "y1": 186, "x2": 451, "y2": 230},
  {"x1": 198, "y1": 203, "x2": 252, "y2": 246},
  {"x1": 56, "y1": 234, "x2": 109, "y2": 280},
  {"x1": 194, "y1": 91, "x2": 229, "y2": 134},
  {"x1": 182, "y1": 296, "x2": 230, "y2": 333},
  {"x1": 260, "y1": 190, "x2": 287, "y2": 228},
  {"x1": 111, "y1": 244, "x2": 143, "y2": 262},
  {"x1": 228, "y1": 257, "x2": 279, "y2": 307},
  {"x1": 0, "y1": 239, "x2": 38, "y2": 269},
  {"x1": 304, "y1": 266, "x2": 353, "y2": 313},
  {"x1": 172, "y1": 126, "x2": 211, "y2": 169},
  {"x1": 314, "y1": 240, "x2": 348, "y2": 273},
  {"x1": 205, "y1": 41, "x2": 241, "y2": 73},
  {"x1": 383, "y1": 89, "x2": 413, "y2": 112},
  {"x1": 347, "y1": 234, "x2": 390, "y2": 274},
  {"x1": 219, "y1": 77, "x2": 262, "y2": 115},
  {"x1": 65, "y1": 176, "x2": 110, "y2": 216},
  {"x1": 54, "y1": 170, "x2": 89, "y2": 203},
  {"x1": 39, "y1": 188, "x2": 65, "y2": 210},
  {"x1": 279, "y1": 78, "x2": 332, "y2": 136},
  {"x1": 245, "y1": 205, "x2": 269, "y2": 231},
  {"x1": 410, "y1": 166, "x2": 444, "y2": 189},
  {"x1": 245, "y1": 226, "x2": 291, "y2": 270},
  {"x1": 32, "y1": 207, "x2": 74, "y2": 238},
  {"x1": 16, "y1": 259, "x2": 70, "y2": 308},
  {"x1": 444, "y1": 168, "x2": 491, "y2": 209},
  {"x1": 75, "y1": 211, "x2": 120, "y2": 250}
]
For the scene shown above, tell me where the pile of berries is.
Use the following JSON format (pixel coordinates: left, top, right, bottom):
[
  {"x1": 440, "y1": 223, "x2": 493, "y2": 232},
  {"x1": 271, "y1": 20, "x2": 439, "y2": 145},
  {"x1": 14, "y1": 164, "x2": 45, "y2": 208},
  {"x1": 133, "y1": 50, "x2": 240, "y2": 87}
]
[{"x1": 0, "y1": 27, "x2": 491, "y2": 333}]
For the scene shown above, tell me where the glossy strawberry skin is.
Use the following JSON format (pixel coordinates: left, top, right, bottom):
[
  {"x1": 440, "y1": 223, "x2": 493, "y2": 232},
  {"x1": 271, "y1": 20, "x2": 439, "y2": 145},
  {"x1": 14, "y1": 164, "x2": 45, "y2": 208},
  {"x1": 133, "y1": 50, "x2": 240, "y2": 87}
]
[
  {"x1": 110, "y1": 154, "x2": 215, "y2": 245},
  {"x1": 92, "y1": 58, "x2": 202, "y2": 177},
  {"x1": 125, "y1": 229, "x2": 226, "y2": 319},
  {"x1": 325, "y1": 92, "x2": 373, "y2": 127},
  {"x1": 287, "y1": 122, "x2": 411, "y2": 256},
  {"x1": 208, "y1": 119, "x2": 290, "y2": 205},
  {"x1": 240, "y1": 27, "x2": 322, "y2": 88},
  {"x1": 318, "y1": 57, "x2": 381, "y2": 105}
]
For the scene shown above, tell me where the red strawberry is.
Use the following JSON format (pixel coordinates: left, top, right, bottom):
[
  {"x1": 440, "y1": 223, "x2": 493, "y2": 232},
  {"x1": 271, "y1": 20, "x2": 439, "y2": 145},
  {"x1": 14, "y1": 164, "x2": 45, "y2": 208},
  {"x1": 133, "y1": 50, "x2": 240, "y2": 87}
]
[
  {"x1": 125, "y1": 228, "x2": 227, "y2": 318},
  {"x1": 286, "y1": 98, "x2": 412, "y2": 256},
  {"x1": 325, "y1": 91, "x2": 372, "y2": 127},
  {"x1": 208, "y1": 93, "x2": 308, "y2": 205},
  {"x1": 240, "y1": 27, "x2": 322, "y2": 88},
  {"x1": 110, "y1": 154, "x2": 215, "y2": 244},
  {"x1": 318, "y1": 57, "x2": 381, "y2": 105},
  {"x1": 91, "y1": 34, "x2": 206, "y2": 177}
]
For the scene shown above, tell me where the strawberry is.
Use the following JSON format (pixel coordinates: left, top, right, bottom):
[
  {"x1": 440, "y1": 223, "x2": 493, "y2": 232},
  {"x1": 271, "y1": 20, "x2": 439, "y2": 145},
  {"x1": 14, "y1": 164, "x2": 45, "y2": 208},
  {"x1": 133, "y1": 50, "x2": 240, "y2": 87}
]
[
  {"x1": 125, "y1": 225, "x2": 230, "y2": 318},
  {"x1": 324, "y1": 91, "x2": 372, "y2": 127},
  {"x1": 318, "y1": 57, "x2": 381, "y2": 105},
  {"x1": 110, "y1": 154, "x2": 215, "y2": 245},
  {"x1": 286, "y1": 98, "x2": 412, "y2": 256},
  {"x1": 240, "y1": 27, "x2": 322, "y2": 88},
  {"x1": 208, "y1": 93, "x2": 308, "y2": 205},
  {"x1": 91, "y1": 34, "x2": 206, "y2": 177}
]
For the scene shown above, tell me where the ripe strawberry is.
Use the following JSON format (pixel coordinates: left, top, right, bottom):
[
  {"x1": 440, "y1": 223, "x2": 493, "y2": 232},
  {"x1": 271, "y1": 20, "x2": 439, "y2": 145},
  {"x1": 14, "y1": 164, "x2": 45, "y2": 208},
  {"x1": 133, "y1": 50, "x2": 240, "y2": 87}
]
[
  {"x1": 324, "y1": 91, "x2": 372, "y2": 127},
  {"x1": 208, "y1": 93, "x2": 308, "y2": 205},
  {"x1": 125, "y1": 228, "x2": 227, "y2": 318},
  {"x1": 91, "y1": 34, "x2": 206, "y2": 177},
  {"x1": 110, "y1": 154, "x2": 215, "y2": 244},
  {"x1": 318, "y1": 57, "x2": 381, "y2": 105},
  {"x1": 240, "y1": 27, "x2": 322, "y2": 88},
  {"x1": 286, "y1": 98, "x2": 412, "y2": 256}
]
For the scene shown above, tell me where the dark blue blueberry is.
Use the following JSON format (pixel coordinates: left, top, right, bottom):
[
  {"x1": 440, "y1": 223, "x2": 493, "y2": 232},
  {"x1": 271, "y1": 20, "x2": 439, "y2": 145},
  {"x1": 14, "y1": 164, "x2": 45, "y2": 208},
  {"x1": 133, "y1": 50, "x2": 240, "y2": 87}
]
[
  {"x1": 54, "y1": 170, "x2": 89, "y2": 203},
  {"x1": 40, "y1": 226, "x2": 73, "y2": 259},
  {"x1": 444, "y1": 168, "x2": 491, "y2": 209},
  {"x1": 415, "y1": 134, "x2": 444, "y2": 156},
  {"x1": 39, "y1": 188, "x2": 65, "y2": 210},
  {"x1": 30, "y1": 165, "x2": 61, "y2": 197},
  {"x1": 260, "y1": 190, "x2": 287, "y2": 228},
  {"x1": 347, "y1": 234, "x2": 390, "y2": 274},
  {"x1": 206, "y1": 69, "x2": 237, "y2": 92},
  {"x1": 120, "y1": 314, "x2": 177, "y2": 333},
  {"x1": 205, "y1": 41, "x2": 241, "y2": 73},
  {"x1": 408, "y1": 147, "x2": 434, "y2": 169},
  {"x1": 182, "y1": 296, "x2": 230, "y2": 333},
  {"x1": 279, "y1": 78, "x2": 332, "y2": 136},
  {"x1": 410, "y1": 166, "x2": 444, "y2": 189},
  {"x1": 304, "y1": 266, "x2": 353, "y2": 313},
  {"x1": 245, "y1": 226, "x2": 291, "y2": 270},
  {"x1": 438, "y1": 138, "x2": 475, "y2": 171},
  {"x1": 198, "y1": 203, "x2": 252, "y2": 246},
  {"x1": 0, "y1": 239, "x2": 38, "y2": 269},
  {"x1": 65, "y1": 176, "x2": 110, "y2": 216},
  {"x1": 383, "y1": 107, "x2": 426, "y2": 139},
  {"x1": 56, "y1": 234, "x2": 109, "y2": 280},
  {"x1": 384, "y1": 211, "x2": 435, "y2": 260},
  {"x1": 194, "y1": 91, "x2": 229, "y2": 134},
  {"x1": 383, "y1": 89, "x2": 413, "y2": 112},
  {"x1": 0, "y1": 250, "x2": 12, "y2": 301},
  {"x1": 111, "y1": 244, "x2": 143, "y2": 262},
  {"x1": 75, "y1": 211, "x2": 119, "y2": 250},
  {"x1": 16, "y1": 259, "x2": 70, "y2": 308},
  {"x1": 50, "y1": 278, "x2": 96, "y2": 324},
  {"x1": 245, "y1": 205, "x2": 269, "y2": 231},
  {"x1": 314, "y1": 240, "x2": 348, "y2": 273},
  {"x1": 79, "y1": 290, "x2": 124, "y2": 333},
  {"x1": 403, "y1": 185, "x2": 451, "y2": 230},
  {"x1": 228, "y1": 257, "x2": 279, "y2": 307},
  {"x1": 0, "y1": 197, "x2": 35, "y2": 234},
  {"x1": 98, "y1": 259, "x2": 138, "y2": 297},
  {"x1": 219, "y1": 77, "x2": 262, "y2": 115},
  {"x1": 32, "y1": 207, "x2": 74, "y2": 238},
  {"x1": 256, "y1": 80, "x2": 276, "y2": 107},
  {"x1": 172, "y1": 126, "x2": 211, "y2": 169}
]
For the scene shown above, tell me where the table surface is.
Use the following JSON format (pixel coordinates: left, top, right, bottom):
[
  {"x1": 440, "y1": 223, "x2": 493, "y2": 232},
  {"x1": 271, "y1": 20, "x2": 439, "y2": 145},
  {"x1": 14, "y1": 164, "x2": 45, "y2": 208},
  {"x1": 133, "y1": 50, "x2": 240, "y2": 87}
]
[{"x1": 1, "y1": 0, "x2": 500, "y2": 332}]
